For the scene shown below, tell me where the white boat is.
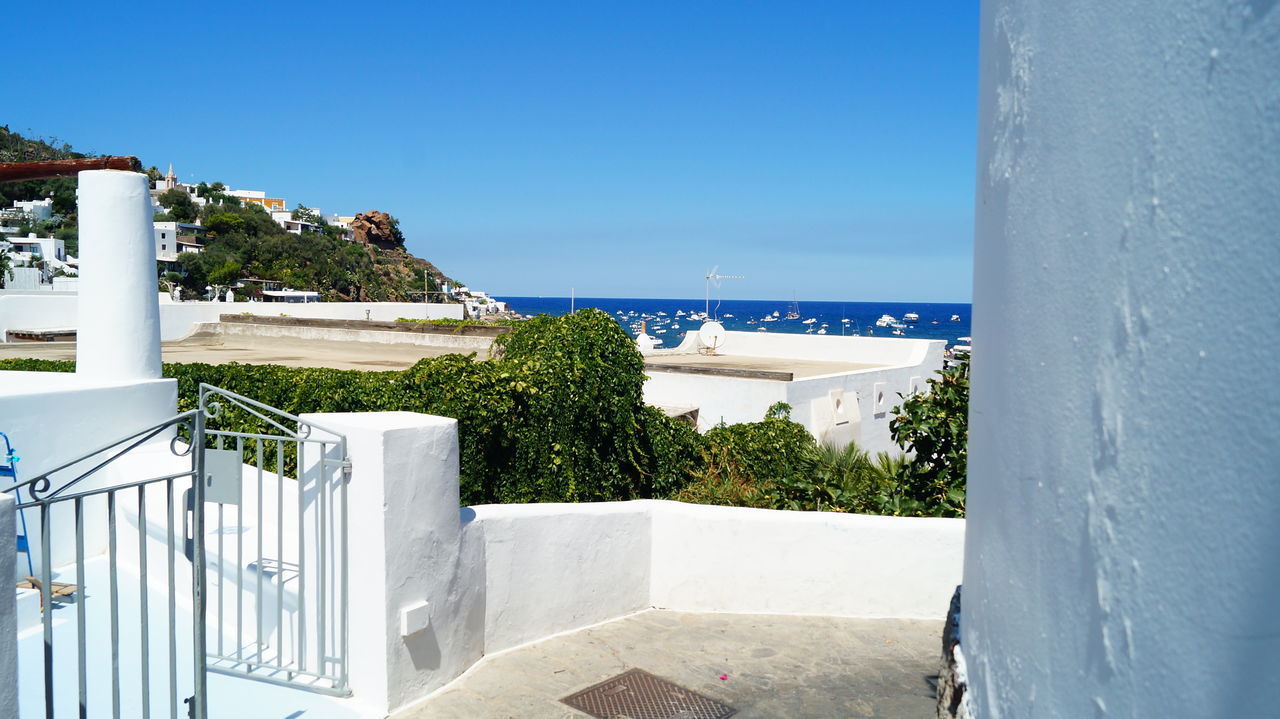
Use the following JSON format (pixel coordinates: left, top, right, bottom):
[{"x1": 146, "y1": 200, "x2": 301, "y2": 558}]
[
  {"x1": 723, "y1": 313, "x2": 734, "y2": 318},
  {"x1": 950, "y1": 314, "x2": 961, "y2": 322},
  {"x1": 876, "y1": 314, "x2": 897, "y2": 327},
  {"x1": 903, "y1": 312, "x2": 920, "y2": 323},
  {"x1": 762, "y1": 316, "x2": 778, "y2": 322},
  {"x1": 785, "y1": 297, "x2": 800, "y2": 320},
  {"x1": 816, "y1": 328, "x2": 827, "y2": 335},
  {"x1": 772, "y1": 311, "x2": 780, "y2": 317},
  {"x1": 892, "y1": 328, "x2": 905, "y2": 336},
  {"x1": 675, "y1": 310, "x2": 686, "y2": 316},
  {"x1": 671, "y1": 323, "x2": 680, "y2": 329},
  {"x1": 802, "y1": 318, "x2": 817, "y2": 324},
  {"x1": 656, "y1": 329, "x2": 667, "y2": 334},
  {"x1": 757, "y1": 327, "x2": 768, "y2": 332}
]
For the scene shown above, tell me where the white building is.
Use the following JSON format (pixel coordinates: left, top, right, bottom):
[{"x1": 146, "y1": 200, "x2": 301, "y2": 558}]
[
  {"x1": 3, "y1": 233, "x2": 65, "y2": 263},
  {"x1": 0, "y1": 198, "x2": 54, "y2": 236},
  {"x1": 153, "y1": 221, "x2": 205, "y2": 263},
  {"x1": 150, "y1": 164, "x2": 208, "y2": 207},
  {"x1": 10, "y1": 197, "x2": 53, "y2": 221},
  {"x1": 269, "y1": 210, "x2": 322, "y2": 235},
  {"x1": 642, "y1": 330, "x2": 945, "y2": 455}
]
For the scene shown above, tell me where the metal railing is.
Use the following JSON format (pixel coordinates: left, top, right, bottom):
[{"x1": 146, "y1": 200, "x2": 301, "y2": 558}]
[
  {"x1": 4, "y1": 383, "x2": 353, "y2": 717},
  {"x1": 3, "y1": 410, "x2": 209, "y2": 719},
  {"x1": 197, "y1": 384, "x2": 350, "y2": 696}
]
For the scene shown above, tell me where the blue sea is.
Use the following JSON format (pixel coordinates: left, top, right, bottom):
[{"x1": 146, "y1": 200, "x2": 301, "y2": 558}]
[{"x1": 496, "y1": 297, "x2": 972, "y2": 347}]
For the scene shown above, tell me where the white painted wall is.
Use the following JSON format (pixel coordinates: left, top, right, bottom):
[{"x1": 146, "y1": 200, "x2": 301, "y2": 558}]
[
  {"x1": 461, "y1": 503, "x2": 652, "y2": 654},
  {"x1": 0, "y1": 374, "x2": 177, "y2": 572},
  {"x1": 651, "y1": 502, "x2": 962, "y2": 619},
  {"x1": 712, "y1": 330, "x2": 938, "y2": 367},
  {"x1": 0, "y1": 493, "x2": 16, "y2": 719},
  {"x1": 0, "y1": 294, "x2": 465, "y2": 342},
  {"x1": 643, "y1": 372, "x2": 786, "y2": 429},
  {"x1": 964, "y1": 2, "x2": 1280, "y2": 718},
  {"x1": 643, "y1": 331, "x2": 944, "y2": 455},
  {"x1": 303, "y1": 409, "x2": 962, "y2": 716}
]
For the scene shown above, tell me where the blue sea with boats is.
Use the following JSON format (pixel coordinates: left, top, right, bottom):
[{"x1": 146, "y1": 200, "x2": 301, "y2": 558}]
[{"x1": 497, "y1": 297, "x2": 973, "y2": 347}]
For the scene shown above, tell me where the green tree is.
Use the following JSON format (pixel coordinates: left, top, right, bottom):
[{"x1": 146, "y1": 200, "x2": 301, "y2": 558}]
[
  {"x1": 291, "y1": 204, "x2": 322, "y2": 225},
  {"x1": 204, "y1": 212, "x2": 246, "y2": 236},
  {"x1": 157, "y1": 188, "x2": 198, "y2": 223},
  {"x1": 207, "y1": 259, "x2": 242, "y2": 286},
  {"x1": 0, "y1": 250, "x2": 13, "y2": 288},
  {"x1": 889, "y1": 362, "x2": 969, "y2": 516}
]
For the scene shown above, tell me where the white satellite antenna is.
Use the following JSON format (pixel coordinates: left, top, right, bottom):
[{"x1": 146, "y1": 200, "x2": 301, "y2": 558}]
[
  {"x1": 704, "y1": 266, "x2": 744, "y2": 319},
  {"x1": 697, "y1": 320, "x2": 728, "y2": 355}
]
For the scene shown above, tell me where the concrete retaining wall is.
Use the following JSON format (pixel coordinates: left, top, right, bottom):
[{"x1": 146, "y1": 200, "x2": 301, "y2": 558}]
[
  {"x1": 0, "y1": 294, "x2": 465, "y2": 342},
  {"x1": 201, "y1": 320, "x2": 497, "y2": 352}
]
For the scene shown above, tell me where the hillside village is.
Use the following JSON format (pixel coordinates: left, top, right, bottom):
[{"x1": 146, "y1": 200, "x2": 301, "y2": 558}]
[{"x1": 0, "y1": 128, "x2": 505, "y2": 311}]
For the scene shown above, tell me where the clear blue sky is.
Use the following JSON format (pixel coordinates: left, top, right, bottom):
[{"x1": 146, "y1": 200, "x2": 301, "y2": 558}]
[{"x1": 10, "y1": 1, "x2": 977, "y2": 302}]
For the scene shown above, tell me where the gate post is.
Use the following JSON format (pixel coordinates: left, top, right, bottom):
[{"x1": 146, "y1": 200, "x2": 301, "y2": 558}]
[{"x1": 300, "y1": 412, "x2": 484, "y2": 716}]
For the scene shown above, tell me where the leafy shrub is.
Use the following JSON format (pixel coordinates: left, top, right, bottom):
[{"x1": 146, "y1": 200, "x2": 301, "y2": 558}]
[
  {"x1": 673, "y1": 403, "x2": 816, "y2": 508},
  {"x1": 889, "y1": 362, "x2": 969, "y2": 516},
  {"x1": 0, "y1": 327, "x2": 971, "y2": 517},
  {"x1": 773, "y1": 442, "x2": 903, "y2": 513}
]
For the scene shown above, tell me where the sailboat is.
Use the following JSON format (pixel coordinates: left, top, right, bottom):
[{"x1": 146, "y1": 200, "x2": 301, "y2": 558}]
[{"x1": 785, "y1": 295, "x2": 800, "y2": 320}]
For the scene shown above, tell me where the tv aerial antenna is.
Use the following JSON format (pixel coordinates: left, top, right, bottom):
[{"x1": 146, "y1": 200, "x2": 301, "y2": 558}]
[{"x1": 704, "y1": 266, "x2": 743, "y2": 319}]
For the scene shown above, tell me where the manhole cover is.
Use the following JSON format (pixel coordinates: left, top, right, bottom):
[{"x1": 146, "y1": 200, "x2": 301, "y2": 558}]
[{"x1": 561, "y1": 668, "x2": 737, "y2": 719}]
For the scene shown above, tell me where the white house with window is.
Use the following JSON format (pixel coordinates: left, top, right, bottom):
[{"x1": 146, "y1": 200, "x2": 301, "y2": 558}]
[{"x1": 154, "y1": 221, "x2": 205, "y2": 263}]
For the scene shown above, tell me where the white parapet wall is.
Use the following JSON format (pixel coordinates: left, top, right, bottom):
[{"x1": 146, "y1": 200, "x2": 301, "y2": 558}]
[
  {"x1": 157, "y1": 300, "x2": 465, "y2": 341},
  {"x1": 0, "y1": 373, "x2": 177, "y2": 573},
  {"x1": 643, "y1": 331, "x2": 945, "y2": 455},
  {"x1": 965, "y1": 1, "x2": 1279, "y2": 718},
  {"x1": 304, "y1": 408, "x2": 964, "y2": 715}
]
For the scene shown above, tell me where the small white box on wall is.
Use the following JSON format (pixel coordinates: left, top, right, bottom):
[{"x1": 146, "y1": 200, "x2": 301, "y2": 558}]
[{"x1": 400, "y1": 600, "x2": 431, "y2": 638}]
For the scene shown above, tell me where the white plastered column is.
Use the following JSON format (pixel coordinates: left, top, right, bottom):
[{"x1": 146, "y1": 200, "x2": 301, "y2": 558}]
[
  {"x1": 75, "y1": 170, "x2": 162, "y2": 380},
  {"x1": 300, "y1": 411, "x2": 484, "y2": 716},
  {"x1": 965, "y1": 1, "x2": 1280, "y2": 717}
]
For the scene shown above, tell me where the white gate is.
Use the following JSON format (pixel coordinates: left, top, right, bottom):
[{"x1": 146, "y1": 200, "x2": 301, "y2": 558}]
[{"x1": 2, "y1": 385, "x2": 350, "y2": 718}]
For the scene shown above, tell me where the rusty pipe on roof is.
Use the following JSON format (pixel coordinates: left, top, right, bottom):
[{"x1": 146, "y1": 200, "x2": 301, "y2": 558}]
[{"x1": 0, "y1": 156, "x2": 140, "y2": 183}]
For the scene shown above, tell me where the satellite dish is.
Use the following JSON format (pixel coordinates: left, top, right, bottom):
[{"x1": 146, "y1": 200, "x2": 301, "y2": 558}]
[{"x1": 698, "y1": 321, "x2": 727, "y2": 354}]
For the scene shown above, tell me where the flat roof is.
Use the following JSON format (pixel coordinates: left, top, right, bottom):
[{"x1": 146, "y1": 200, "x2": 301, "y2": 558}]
[{"x1": 644, "y1": 353, "x2": 886, "y2": 381}]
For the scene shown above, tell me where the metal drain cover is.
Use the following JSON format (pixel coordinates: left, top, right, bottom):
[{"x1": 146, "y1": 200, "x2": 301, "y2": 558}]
[{"x1": 562, "y1": 668, "x2": 737, "y2": 719}]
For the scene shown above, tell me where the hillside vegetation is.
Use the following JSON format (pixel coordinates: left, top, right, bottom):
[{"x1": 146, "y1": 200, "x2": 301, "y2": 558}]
[{"x1": 1, "y1": 126, "x2": 456, "y2": 300}]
